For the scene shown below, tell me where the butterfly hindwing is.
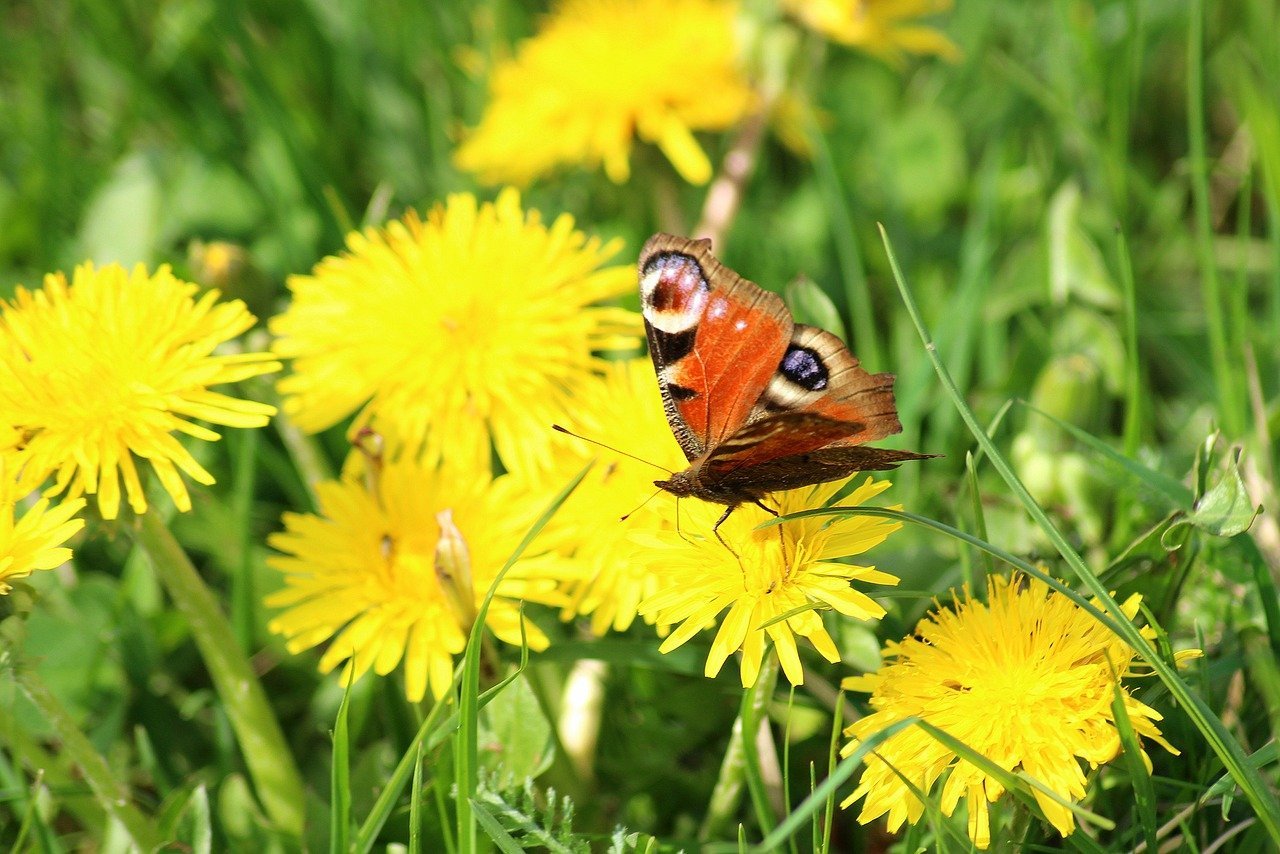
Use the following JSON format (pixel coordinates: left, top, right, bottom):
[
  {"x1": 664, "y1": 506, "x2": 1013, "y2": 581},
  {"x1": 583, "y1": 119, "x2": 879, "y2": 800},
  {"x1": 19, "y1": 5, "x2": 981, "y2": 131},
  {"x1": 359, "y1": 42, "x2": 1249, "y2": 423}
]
[
  {"x1": 639, "y1": 234, "x2": 792, "y2": 461},
  {"x1": 754, "y1": 325, "x2": 903, "y2": 444},
  {"x1": 714, "y1": 442, "x2": 937, "y2": 495}
]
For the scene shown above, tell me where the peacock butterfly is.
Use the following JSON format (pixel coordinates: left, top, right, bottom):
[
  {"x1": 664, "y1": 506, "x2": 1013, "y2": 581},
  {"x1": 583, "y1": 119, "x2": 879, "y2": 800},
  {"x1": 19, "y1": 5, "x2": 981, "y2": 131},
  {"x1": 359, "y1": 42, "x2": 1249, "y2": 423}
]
[{"x1": 639, "y1": 233, "x2": 932, "y2": 528}]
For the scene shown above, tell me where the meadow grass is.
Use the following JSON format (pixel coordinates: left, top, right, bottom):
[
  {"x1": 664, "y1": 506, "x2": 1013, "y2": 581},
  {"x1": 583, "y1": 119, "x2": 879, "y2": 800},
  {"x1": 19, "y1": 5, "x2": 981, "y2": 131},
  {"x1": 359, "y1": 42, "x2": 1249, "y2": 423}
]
[{"x1": 2, "y1": 0, "x2": 1280, "y2": 851}]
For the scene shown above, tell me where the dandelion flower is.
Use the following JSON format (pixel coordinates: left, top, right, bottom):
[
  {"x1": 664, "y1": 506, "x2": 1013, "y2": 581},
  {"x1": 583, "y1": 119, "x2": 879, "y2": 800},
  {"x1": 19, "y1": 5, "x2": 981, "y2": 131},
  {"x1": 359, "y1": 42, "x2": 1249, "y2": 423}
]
[
  {"x1": 543, "y1": 359, "x2": 687, "y2": 634},
  {"x1": 784, "y1": 0, "x2": 960, "y2": 61},
  {"x1": 638, "y1": 477, "x2": 901, "y2": 687},
  {"x1": 266, "y1": 459, "x2": 580, "y2": 702},
  {"x1": 270, "y1": 189, "x2": 639, "y2": 475},
  {"x1": 841, "y1": 575, "x2": 1184, "y2": 848},
  {"x1": 0, "y1": 263, "x2": 280, "y2": 519},
  {"x1": 455, "y1": 0, "x2": 755, "y2": 186},
  {"x1": 0, "y1": 456, "x2": 85, "y2": 594}
]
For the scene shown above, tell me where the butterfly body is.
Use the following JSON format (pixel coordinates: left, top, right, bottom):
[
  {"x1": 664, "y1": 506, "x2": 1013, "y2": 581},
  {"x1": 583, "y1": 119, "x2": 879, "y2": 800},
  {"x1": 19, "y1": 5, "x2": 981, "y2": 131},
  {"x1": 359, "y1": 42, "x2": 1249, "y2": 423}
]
[{"x1": 639, "y1": 233, "x2": 931, "y2": 515}]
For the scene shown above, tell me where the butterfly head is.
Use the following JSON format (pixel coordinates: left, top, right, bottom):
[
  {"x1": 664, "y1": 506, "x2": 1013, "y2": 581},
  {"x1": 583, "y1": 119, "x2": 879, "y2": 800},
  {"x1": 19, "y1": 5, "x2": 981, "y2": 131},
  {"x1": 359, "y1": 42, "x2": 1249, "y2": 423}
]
[{"x1": 653, "y1": 470, "x2": 696, "y2": 498}]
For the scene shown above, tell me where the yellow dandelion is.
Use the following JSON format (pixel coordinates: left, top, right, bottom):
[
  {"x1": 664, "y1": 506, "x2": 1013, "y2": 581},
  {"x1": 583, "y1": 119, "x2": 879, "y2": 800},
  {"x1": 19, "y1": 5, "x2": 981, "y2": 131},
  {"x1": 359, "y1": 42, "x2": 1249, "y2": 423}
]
[
  {"x1": 455, "y1": 0, "x2": 755, "y2": 186},
  {"x1": 542, "y1": 359, "x2": 687, "y2": 634},
  {"x1": 270, "y1": 189, "x2": 640, "y2": 475},
  {"x1": 841, "y1": 575, "x2": 1186, "y2": 849},
  {"x1": 0, "y1": 456, "x2": 85, "y2": 594},
  {"x1": 637, "y1": 477, "x2": 901, "y2": 687},
  {"x1": 783, "y1": 0, "x2": 960, "y2": 61},
  {"x1": 0, "y1": 263, "x2": 280, "y2": 519},
  {"x1": 266, "y1": 458, "x2": 580, "y2": 703}
]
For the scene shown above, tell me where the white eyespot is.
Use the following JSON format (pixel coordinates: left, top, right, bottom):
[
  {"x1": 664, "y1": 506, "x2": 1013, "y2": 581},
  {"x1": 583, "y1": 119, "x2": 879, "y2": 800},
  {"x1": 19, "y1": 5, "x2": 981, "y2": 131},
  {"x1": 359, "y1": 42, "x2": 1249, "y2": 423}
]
[
  {"x1": 645, "y1": 302, "x2": 703, "y2": 333},
  {"x1": 764, "y1": 371, "x2": 813, "y2": 406},
  {"x1": 640, "y1": 268, "x2": 662, "y2": 300}
]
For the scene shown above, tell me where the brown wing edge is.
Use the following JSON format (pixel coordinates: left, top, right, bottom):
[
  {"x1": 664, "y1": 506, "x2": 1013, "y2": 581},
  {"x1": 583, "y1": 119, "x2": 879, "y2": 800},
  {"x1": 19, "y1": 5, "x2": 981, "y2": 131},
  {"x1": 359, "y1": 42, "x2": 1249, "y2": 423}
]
[
  {"x1": 713, "y1": 444, "x2": 940, "y2": 496},
  {"x1": 773, "y1": 325, "x2": 904, "y2": 445}
]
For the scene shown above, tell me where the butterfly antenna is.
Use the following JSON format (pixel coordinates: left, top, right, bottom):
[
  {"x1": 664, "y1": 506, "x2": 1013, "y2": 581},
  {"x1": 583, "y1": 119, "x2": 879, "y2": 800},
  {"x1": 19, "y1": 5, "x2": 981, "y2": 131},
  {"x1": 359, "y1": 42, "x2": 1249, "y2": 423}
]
[
  {"x1": 620, "y1": 486, "x2": 664, "y2": 522},
  {"x1": 551, "y1": 424, "x2": 673, "y2": 474}
]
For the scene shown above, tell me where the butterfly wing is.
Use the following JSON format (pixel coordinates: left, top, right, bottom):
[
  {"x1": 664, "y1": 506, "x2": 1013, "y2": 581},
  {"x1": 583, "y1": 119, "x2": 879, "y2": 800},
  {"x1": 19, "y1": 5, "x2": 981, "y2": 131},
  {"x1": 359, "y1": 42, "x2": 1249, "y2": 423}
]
[
  {"x1": 703, "y1": 412, "x2": 936, "y2": 497},
  {"x1": 639, "y1": 233, "x2": 793, "y2": 462},
  {"x1": 697, "y1": 325, "x2": 931, "y2": 497},
  {"x1": 752, "y1": 324, "x2": 903, "y2": 444}
]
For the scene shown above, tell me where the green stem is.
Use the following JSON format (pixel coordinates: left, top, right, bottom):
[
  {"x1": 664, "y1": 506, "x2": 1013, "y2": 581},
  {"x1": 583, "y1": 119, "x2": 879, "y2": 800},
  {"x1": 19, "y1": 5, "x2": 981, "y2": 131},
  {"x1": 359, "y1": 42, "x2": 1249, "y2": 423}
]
[
  {"x1": 131, "y1": 511, "x2": 305, "y2": 838},
  {"x1": 1117, "y1": 228, "x2": 1142, "y2": 459},
  {"x1": 878, "y1": 224, "x2": 1280, "y2": 845},
  {"x1": 230, "y1": 426, "x2": 259, "y2": 649},
  {"x1": 1187, "y1": 0, "x2": 1244, "y2": 437},
  {"x1": 700, "y1": 653, "x2": 780, "y2": 841},
  {"x1": 269, "y1": 407, "x2": 331, "y2": 507},
  {"x1": 12, "y1": 666, "x2": 163, "y2": 850}
]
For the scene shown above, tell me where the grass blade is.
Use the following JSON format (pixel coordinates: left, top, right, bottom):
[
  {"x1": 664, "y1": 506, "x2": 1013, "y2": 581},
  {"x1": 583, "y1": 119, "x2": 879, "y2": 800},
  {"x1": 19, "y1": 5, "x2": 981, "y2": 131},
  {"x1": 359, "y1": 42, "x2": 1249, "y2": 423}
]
[
  {"x1": 330, "y1": 674, "x2": 353, "y2": 854},
  {"x1": 751, "y1": 717, "x2": 917, "y2": 852},
  {"x1": 1109, "y1": 672, "x2": 1159, "y2": 852},
  {"x1": 456, "y1": 463, "x2": 593, "y2": 853},
  {"x1": 1186, "y1": 0, "x2": 1244, "y2": 436},
  {"x1": 1018, "y1": 400, "x2": 1192, "y2": 507}
]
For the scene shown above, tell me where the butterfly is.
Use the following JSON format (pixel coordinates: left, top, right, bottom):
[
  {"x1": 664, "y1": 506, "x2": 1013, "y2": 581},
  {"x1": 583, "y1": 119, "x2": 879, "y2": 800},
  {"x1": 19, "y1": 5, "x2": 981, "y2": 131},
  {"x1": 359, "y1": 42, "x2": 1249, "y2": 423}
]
[{"x1": 639, "y1": 233, "x2": 932, "y2": 529}]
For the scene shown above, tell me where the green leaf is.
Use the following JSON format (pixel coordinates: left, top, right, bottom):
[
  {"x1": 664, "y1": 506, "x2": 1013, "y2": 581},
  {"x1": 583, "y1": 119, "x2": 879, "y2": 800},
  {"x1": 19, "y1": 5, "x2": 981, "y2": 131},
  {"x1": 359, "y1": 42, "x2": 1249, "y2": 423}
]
[
  {"x1": 478, "y1": 673, "x2": 554, "y2": 781},
  {"x1": 470, "y1": 798, "x2": 525, "y2": 854},
  {"x1": 1184, "y1": 447, "x2": 1261, "y2": 537},
  {"x1": 79, "y1": 152, "x2": 161, "y2": 267},
  {"x1": 1046, "y1": 182, "x2": 1120, "y2": 309}
]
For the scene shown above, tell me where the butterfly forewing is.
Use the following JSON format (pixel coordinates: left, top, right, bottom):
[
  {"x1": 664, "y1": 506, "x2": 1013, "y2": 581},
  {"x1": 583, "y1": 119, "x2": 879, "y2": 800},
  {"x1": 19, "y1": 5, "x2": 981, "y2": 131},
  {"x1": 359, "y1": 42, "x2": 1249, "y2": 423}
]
[{"x1": 639, "y1": 234, "x2": 792, "y2": 457}]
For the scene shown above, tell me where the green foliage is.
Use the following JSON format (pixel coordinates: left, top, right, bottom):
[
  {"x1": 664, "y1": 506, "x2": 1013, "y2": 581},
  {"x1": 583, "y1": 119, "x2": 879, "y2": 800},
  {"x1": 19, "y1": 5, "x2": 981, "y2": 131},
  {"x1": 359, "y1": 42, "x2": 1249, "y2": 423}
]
[{"x1": 3, "y1": 0, "x2": 1280, "y2": 851}]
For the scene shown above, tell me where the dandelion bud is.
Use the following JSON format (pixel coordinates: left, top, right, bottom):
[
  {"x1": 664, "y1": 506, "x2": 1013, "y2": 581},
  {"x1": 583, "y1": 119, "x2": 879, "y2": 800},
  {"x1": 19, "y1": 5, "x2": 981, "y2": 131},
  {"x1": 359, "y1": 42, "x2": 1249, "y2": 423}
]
[{"x1": 434, "y1": 509, "x2": 475, "y2": 630}]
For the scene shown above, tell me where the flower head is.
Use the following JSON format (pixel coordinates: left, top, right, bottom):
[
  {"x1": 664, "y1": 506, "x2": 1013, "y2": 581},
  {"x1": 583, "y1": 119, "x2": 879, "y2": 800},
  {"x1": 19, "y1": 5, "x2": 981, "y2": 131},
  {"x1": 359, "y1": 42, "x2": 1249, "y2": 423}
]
[
  {"x1": 0, "y1": 455, "x2": 85, "y2": 594},
  {"x1": 783, "y1": 0, "x2": 959, "y2": 61},
  {"x1": 0, "y1": 263, "x2": 279, "y2": 519},
  {"x1": 270, "y1": 189, "x2": 640, "y2": 475},
  {"x1": 266, "y1": 458, "x2": 580, "y2": 702},
  {"x1": 542, "y1": 359, "x2": 687, "y2": 634},
  {"x1": 841, "y1": 575, "x2": 1184, "y2": 848},
  {"x1": 638, "y1": 477, "x2": 901, "y2": 687},
  {"x1": 455, "y1": 0, "x2": 755, "y2": 186}
]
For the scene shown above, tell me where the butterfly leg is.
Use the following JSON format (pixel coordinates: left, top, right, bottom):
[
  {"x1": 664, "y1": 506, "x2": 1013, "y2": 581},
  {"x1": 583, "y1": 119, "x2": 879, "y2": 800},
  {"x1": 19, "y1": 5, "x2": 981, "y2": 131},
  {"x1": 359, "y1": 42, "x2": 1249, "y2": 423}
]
[
  {"x1": 752, "y1": 498, "x2": 778, "y2": 518},
  {"x1": 751, "y1": 498, "x2": 790, "y2": 564},
  {"x1": 675, "y1": 497, "x2": 699, "y2": 546},
  {"x1": 711, "y1": 505, "x2": 741, "y2": 556}
]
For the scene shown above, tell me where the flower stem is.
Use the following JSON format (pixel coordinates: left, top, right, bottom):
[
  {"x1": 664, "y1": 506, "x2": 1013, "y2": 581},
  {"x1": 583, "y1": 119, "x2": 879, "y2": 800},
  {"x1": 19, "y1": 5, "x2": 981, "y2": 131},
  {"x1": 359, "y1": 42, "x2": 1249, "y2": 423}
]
[
  {"x1": 699, "y1": 653, "x2": 780, "y2": 841},
  {"x1": 130, "y1": 511, "x2": 306, "y2": 837},
  {"x1": 12, "y1": 665, "x2": 163, "y2": 850},
  {"x1": 695, "y1": 108, "x2": 768, "y2": 247}
]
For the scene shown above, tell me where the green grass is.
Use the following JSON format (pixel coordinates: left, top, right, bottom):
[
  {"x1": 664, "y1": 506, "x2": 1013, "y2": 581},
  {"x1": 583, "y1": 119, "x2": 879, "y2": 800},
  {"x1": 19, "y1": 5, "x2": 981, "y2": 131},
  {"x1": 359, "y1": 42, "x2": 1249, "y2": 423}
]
[{"x1": 3, "y1": 0, "x2": 1280, "y2": 851}]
